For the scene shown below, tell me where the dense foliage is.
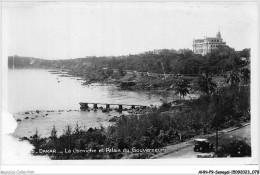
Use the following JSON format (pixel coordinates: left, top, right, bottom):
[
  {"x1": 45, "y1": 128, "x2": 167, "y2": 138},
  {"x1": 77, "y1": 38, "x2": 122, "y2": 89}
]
[
  {"x1": 9, "y1": 46, "x2": 250, "y2": 76},
  {"x1": 174, "y1": 79, "x2": 190, "y2": 99},
  {"x1": 15, "y1": 46, "x2": 251, "y2": 159},
  {"x1": 23, "y1": 83, "x2": 250, "y2": 159},
  {"x1": 216, "y1": 140, "x2": 251, "y2": 157}
]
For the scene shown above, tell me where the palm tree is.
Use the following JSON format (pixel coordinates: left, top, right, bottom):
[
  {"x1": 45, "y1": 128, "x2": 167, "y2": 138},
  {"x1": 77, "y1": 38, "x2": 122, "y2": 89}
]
[
  {"x1": 240, "y1": 68, "x2": 250, "y2": 84},
  {"x1": 50, "y1": 125, "x2": 57, "y2": 140},
  {"x1": 198, "y1": 73, "x2": 217, "y2": 96},
  {"x1": 226, "y1": 69, "x2": 240, "y2": 90},
  {"x1": 175, "y1": 80, "x2": 190, "y2": 99}
]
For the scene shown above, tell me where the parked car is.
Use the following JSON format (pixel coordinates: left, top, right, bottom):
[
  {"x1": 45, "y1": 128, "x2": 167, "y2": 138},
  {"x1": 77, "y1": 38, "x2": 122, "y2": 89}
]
[{"x1": 194, "y1": 138, "x2": 214, "y2": 152}]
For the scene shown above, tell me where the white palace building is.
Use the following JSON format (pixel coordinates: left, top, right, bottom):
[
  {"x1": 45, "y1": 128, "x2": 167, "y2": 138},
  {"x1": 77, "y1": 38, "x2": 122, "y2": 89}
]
[{"x1": 192, "y1": 31, "x2": 226, "y2": 55}]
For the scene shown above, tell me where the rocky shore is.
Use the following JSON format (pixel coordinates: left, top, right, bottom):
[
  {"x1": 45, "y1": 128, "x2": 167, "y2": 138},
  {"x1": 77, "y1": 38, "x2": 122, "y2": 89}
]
[
  {"x1": 48, "y1": 68, "x2": 202, "y2": 94},
  {"x1": 13, "y1": 105, "x2": 155, "y2": 124},
  {"x1": 14, "y1": 109, "x2": 79, "y2": 123}
]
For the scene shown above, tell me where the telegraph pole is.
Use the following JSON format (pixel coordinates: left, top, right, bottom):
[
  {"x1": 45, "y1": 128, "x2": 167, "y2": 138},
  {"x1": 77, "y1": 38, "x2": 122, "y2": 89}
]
[
  {"x1": 215, "y1": 88, "x2": 219, "y2": 153},
  {"x1": 13, "y1": 56, "x2": 14, "y2": 69}
]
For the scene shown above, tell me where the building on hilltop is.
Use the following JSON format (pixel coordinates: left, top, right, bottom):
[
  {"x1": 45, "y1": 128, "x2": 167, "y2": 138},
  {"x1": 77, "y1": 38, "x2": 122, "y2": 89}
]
[{"x1": 193, "y1": 31, "x2": 226, "y2": 55}]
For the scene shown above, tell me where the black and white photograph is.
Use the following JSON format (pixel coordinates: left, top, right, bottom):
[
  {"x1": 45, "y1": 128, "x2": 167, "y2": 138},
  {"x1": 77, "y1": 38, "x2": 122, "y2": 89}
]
[{"x1": 1, "y1": 0, "x2": 259, "y2": 174}]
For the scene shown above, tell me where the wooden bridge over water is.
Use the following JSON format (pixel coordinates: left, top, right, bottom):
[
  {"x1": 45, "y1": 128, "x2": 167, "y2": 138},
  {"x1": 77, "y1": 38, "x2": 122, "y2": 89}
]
[{"x1": 79, "y1": 102, "x2": 147, "y2": 110}]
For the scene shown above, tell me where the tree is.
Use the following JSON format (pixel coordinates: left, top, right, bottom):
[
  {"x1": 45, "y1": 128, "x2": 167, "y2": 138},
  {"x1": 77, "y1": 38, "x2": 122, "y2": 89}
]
[
  {"x1": 198, "y1": 73, "x2": 217, "y2": 96},
  {"x1": 50, "y1": 125, "x2": 57, "y2": 140},
  {"x1": 210, "y1": 95, "x2": 220, "y2": 152},
  {"x1": 63, "y1": 125, "x2": 73, "y2": 149},
  {"x1": 63, "y1": 125, "x2": 72, "y2": 136},
  {"x1": 240, "y1": 48, "x2": 250, "y2": 59},
  {"x1": 216, "y1": 140, "x2": 251, "y2": 157},
  {"x1": 74, "y1": 122, "x2": 82, "y2": 138},
  {"x1": 175, "y1": 80, "x2": 190, "y2": 99},
  {"x1": 226, "y1": 69, "x2": 240, "y2": 90},
  {"x1": 30, "y1": 129, "x2": 42, "y2": 151},
  {"x1": 241, "y1": 68, "x2": 250, "y2": 84},
  {"x1": 181, "y1": 57, "x2": 203, "y2": 74}
]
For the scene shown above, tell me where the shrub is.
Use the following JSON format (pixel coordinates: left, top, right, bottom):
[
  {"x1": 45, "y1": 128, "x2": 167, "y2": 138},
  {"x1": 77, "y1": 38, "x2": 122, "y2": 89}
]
[
  {"x1": 216, "y1": 140, "x2": 251, "y2": 157},
  {"x1": 25, "y1": 84, "x2": 250, "y2": 159}
]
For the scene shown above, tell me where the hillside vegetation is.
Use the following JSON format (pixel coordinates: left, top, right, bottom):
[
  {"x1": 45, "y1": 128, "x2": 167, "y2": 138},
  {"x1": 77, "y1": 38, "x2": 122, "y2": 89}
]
[
  {"x1": 9, "y1": 46, "x2": 250, "y2": 75},
  {"x1": 14, "y1": 46, "x2": 251, "y2": 159}
]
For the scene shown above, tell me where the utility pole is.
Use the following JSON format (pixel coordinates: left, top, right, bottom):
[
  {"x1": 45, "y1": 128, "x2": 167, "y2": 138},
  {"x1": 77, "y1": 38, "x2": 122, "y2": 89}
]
[
  {"x1": 215, "y1": 88, "x2": 219, "y2": 153},
  {"x1": 13, "y1": 56, "x2": 14, "y2": 69}
]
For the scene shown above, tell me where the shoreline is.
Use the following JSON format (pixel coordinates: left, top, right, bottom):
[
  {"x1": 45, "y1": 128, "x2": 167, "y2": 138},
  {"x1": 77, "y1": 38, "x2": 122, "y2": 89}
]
[
  {"x1": 46, "y1": 68, "x2": 201, "y2": 93},
  {"x1": 10, "y1": 68, "x2": 203, "y2": 99},
  {"x1": 12, "y1": 85, "x2": 250, "y2": 159},
  {"x1": 9, "y1": 68, "x2": 250, "y2": 159},
  {"x1": 12, "y1": 105, "x2": 152, "y2": 138},
  {"x1": 13, "y1": 90, "x2": 200, "y2": 127},
  {"x1": 15, "y1": 115, "x2": 251, "y2": 159},
  {"x1": 10, "y1": 68, "x2": 200, "y2": 140}
]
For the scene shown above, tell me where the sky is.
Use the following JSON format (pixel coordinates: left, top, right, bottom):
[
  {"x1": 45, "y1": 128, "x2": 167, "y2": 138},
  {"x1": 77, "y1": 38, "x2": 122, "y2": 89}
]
[{"x1": 2, "y1": 1, "x2": 258, "y2": 60}]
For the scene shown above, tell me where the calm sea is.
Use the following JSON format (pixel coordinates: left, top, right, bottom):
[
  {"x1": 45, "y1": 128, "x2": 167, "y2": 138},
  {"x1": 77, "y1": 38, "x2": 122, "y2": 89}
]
[{"x1": 8, "y1": 69, "x2": 177, "y2": 137}]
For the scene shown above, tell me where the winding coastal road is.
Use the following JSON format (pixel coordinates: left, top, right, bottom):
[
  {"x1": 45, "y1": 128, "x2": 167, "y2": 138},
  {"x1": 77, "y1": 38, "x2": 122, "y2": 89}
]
[{"x1": 152, "y1": 123, "x2": 250, "y2": 159}]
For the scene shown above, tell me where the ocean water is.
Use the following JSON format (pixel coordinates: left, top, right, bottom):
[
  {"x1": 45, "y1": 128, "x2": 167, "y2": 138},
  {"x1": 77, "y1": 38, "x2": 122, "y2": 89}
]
[{"x1": 8, "y1": 69, "x2": 178, "y2": 137}]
